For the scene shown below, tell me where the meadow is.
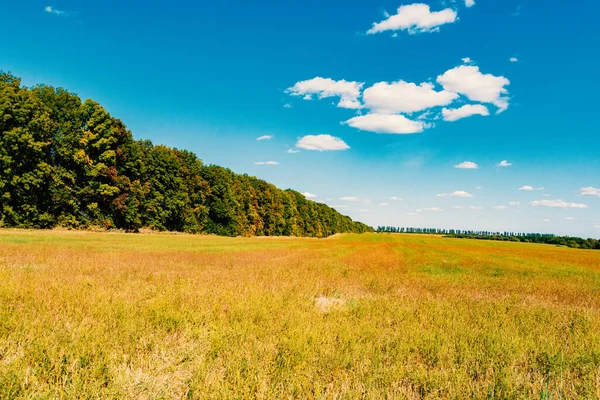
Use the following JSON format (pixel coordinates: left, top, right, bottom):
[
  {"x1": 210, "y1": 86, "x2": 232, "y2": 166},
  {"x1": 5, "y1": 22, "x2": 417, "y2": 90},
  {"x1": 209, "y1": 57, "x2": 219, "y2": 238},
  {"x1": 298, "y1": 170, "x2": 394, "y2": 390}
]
[{"x1": 1, "y1": 230, "x2": 599, "y2": 399}]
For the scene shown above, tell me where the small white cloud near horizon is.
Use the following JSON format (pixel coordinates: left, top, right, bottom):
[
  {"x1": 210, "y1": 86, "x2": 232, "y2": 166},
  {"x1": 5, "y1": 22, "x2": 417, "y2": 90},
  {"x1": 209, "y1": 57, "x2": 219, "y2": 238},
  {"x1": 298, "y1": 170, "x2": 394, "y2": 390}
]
[
  {"x1": 287, "y1": 148, "x2": 300, "y2": 154},
  {"x1": 345, "y1": 113, "x2": 426, "y2": 135},
  {"x1": 296, "y1": 134, "x2": 350, "y2": 151},
  {"x1": 340, "y1": 196, "x2": 360, "y2": 202},
  {"x1": 565, "y1": 217, "x2": 578, "y2": 221},
  {"x1": 581, "y1": 187, "x2": 600, "y2": 197},
  {"x1": 470, "y1": 206, "x2": 485, "y2": 210},
  {"x1": 254, "y1": 161, "x2": 279, "y2": 165},
  {"x1": 256, "y1": 135, "x2": 273, "y2": 141},
  {"x1": 367, "y1": 4, "x2": 458, "y2": 35},
  {"x1": 44, "y1": 6, "x2": 67, "y2": 16},
  {"x1": 462, "y1": 57, "x2": 473, "y2": 64},
  {"x1": 442, "y1": 104, "x2": 490, "y2": 122},
  {"x1": 437, "y1": 191, "x2": 474, "y2": 198},
  {"x1": 543, "y1": 219, "x2": 551, "y2": 222},
  {"x1": 465, "y1": 0, "x2": 475, "y2": 7},
  {"x1": 455, "y1": 161, "x2": 479, "y2": 169},
  {"x1": 301, "y1": 192, "x2": 317, "y2": 199},
  {"x1": 518, "y1": 185, "x2": 544, "y2": 191},
  {"x1": 287, "y1": 77, "x2": 363, "y2": 110},
  {"x1": 356, "y1": 209, "x2": 371, "y2": 213},
  {"x1": 510, "y1": 57, "x2": 519, "y2": 63},
  {"x1": 508, "y1": 201, "x2": 521, "y2": 206},
  {"x1": 390, "y1": 196, "x2": 404, "y2": 201},
  {"x1": 497, "y1": 160, "x2": 512, "y2": 167},
  {"x1": 417, "y1": 207, "x2": 443, "y2": 212},
  {"x1": 494, "y1": 206, "x2": 508, "y2": 210},
  {"x1": 378, "y1": 203, "x2": 389, "y2": 207},
  {"x1": 529, "y1": 200, "x2": 588, "y2": 209}
]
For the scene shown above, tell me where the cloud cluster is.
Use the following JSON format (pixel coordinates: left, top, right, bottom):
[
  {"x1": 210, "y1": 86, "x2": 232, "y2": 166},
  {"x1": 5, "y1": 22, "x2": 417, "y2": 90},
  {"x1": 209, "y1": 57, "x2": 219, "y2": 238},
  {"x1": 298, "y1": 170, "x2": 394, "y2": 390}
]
[
  {"x1": 581, "y1": 187, "x2": 600, "y2": 197},
  {"x1": 287, "y1": 77, "x2": 364, "y2": 110},
  {"x1": 44, "y1": 6, "x2": 67, "y2": 16},
  {"x1": 367, "y1": 4, "x2": 458, "y2": 35},
  {"x1": 529, "y1": 200, "x2": 588, "y2": 209},
  {"x1": 295, "y1": 134, "x2": 350, "y2": 151}
]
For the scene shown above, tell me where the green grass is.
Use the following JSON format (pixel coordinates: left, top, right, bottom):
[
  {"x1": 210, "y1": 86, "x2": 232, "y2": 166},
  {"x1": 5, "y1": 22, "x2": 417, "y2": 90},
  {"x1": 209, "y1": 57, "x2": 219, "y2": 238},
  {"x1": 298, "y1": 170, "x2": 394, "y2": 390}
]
[{"x1": 1, "y1": 230, "x2": 599, "y2": 398}]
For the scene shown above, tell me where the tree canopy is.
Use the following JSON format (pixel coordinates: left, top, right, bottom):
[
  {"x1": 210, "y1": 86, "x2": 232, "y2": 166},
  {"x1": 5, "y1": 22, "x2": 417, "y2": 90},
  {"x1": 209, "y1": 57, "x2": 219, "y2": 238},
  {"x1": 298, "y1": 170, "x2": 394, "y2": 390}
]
[{"x1": 0, "y1": 73, "x2": 372, "y2": 237}]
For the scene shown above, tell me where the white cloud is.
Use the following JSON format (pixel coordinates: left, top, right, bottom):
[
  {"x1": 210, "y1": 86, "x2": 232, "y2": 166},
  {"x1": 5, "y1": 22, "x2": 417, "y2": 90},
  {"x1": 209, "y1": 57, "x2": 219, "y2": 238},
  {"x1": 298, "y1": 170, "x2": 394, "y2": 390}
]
[
  {"x1": 581, "y1": 187, "x2": 600, "y2": 197},
  {"x1": 367, "y1": 4, "x2": 458, "y2": 35},
  {"x1": 301, "y1": 192, "x2": 317, "y2": 199},
  {"x1": 390, "y1": 197, "x2": 404, "y2": 201},
  {"x1": 330, "y1": 204, "x2": 349, "y2": 209},
  {"x1": 465, "y1": 0, "x2": 475, "y2": 7},
  {"x1": 518, "y1": 185, "x2": 544, "y2": 191},
  {"x1": 256, "y1": 135, "x2": 273, "y2": 141},
  {"x1": 296, "y1": 134, "x2": 350, "y2": 151},
  {"x1": 44, "y1": 6, "x2": 66, "y2": 15},
  {"x1": 543, "y1": 219, "x2": 551, "y2": 222},
  {"x1": 594, "y1": 225, "x2": 600, "y2": 228},
  {"x1": 417, "y1": 208, "x2": 442, "y2": 212},
  {"x1": 287, "y1": 149, "x2": 300, "y2": 154},
  {"x1": 287, "y1": 77, "x2": 364, "y2": 109},
  {"x1": 254, "y1": 161, "x2": 279, "y2": 165},
  {"x1": 378, "y1": 203, "x2": 389, "y2": 207},
  {"x1": 475, "y1": 186, "x2": 482, "y2": 190},
  {"x1": 497, "y1": 160, "x2": 512, "y2": 167},
  {"x1": 345, "y1": 114, "x2": 426, "y2": 134},
  {"x1": 340, "y1": 197, "x2": 360, "y2": 202},
  {"x1": 529, "y1": 200, "x2": 588, "y2": 209},
  {"x1": 542, "y1": 193, "x2": 552, "y2": 197},
  {"x1": 437, "y1": 65, "x2": 511, "y2": 112},
  {"x1": 508, "y1": 201, "x2": 521, "y2": 206},
  {"x1": 455, "y1": 161, "x2": 479, "y2": 169},
  {"x1": 407, "y1": 212, "x2": 418, "y2": 216},
  {"x1": 437, "y1": 191, "x2": 474, "y2": 198},
  {"x1": 283, "y1": 103, "x2": 292, "y2": 108},
  {"x1": 362, "y1": 81, "x2": 457, "y2": 114},
  {"x1": 510, "y1": 57, "x2": 519, "y2": 63},
  {"x1": 357, "y1": 209, "x2": 371, "y2": 213},
  {"x1": 442, "y1": 104, "x2": 490, "y2": 122},
  {"x1": 452, "y1": 206, "x2": 464, "y2": 210},
  {"x1": 564, "y1": 217, "x2": 578, "y2": 221},
  {"x1": 494, "y1": 206, "x2": 508, "y2": 210},
  {"x1": 462, "y1": 57, "x2": 472, "y2": 64},
  {"x1": 470, "y1": 206, "x2": 485, "y2": 210}
]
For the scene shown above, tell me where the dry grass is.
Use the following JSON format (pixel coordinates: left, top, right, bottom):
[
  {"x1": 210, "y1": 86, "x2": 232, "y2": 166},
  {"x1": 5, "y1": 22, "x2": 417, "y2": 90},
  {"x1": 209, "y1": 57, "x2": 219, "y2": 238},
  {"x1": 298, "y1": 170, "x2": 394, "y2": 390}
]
[{"x1": 1, "y1": 229, "x2": 599, "y2": 399}]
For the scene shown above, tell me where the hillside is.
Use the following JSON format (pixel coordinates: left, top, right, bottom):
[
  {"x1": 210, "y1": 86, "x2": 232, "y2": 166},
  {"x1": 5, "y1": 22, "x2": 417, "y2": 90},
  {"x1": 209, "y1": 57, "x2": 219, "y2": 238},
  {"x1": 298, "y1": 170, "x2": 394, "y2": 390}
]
[{"x1": 0, "y1": 73, "x2": 372, "y2": 236}]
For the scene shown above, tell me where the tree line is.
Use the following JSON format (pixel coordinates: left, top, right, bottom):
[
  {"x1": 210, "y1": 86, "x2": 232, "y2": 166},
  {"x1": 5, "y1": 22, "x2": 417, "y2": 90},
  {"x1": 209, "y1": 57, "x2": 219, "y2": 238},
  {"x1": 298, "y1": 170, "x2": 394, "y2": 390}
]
[
  {"x1": 376, "y1": 227, "x2": 600, "y2": 250},
  {"x1": 0, "y1": 73, "x2": 372, "y2": 237}
]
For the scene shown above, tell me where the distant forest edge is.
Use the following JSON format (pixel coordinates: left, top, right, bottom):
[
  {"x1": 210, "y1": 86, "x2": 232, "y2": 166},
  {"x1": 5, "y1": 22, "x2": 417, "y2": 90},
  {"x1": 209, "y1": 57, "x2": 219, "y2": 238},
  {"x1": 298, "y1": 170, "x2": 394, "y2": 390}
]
[
  {"x1": 0, "y1": 73, "x2": 373, "y2": 237},
  {"x1": 377, "y1": 227, "x2": 600, "y2": 250}
]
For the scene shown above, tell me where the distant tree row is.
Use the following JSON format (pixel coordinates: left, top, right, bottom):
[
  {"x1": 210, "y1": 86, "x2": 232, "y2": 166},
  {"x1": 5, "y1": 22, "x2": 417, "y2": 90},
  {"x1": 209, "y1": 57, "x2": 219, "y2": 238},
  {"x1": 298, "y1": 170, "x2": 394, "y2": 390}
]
[
  {"x1": 376, "y1": 227, "x2": 600, "y2": 250},
  {"x1": 0, "y1": 73, "x2": 372, "y2": 237}
]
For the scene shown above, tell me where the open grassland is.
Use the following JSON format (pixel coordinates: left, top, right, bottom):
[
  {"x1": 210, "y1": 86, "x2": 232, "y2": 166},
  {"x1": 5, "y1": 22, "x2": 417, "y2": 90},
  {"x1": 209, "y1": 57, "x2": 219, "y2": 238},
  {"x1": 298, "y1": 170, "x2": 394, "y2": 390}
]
[{"x1": 1, "y1": 230, "x2": 600, "y2": 399}]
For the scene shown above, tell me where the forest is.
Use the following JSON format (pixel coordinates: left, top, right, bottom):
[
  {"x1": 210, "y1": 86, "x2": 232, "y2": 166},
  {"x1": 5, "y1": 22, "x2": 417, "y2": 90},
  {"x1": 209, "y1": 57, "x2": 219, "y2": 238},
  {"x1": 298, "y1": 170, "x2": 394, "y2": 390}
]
[
  {"x1": 0, "y1": 73, "x2": 372, "y2": 237},
  {"x1": 377, "y1": 226, "x2": 600, "y2": 250}
]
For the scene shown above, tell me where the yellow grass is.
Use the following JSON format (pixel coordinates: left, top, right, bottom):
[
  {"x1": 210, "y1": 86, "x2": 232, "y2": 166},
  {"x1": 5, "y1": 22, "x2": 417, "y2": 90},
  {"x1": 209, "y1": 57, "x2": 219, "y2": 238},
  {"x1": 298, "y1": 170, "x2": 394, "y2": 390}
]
[{"x1": 1, "y1": 229, "x2": 599, "y2": 399}]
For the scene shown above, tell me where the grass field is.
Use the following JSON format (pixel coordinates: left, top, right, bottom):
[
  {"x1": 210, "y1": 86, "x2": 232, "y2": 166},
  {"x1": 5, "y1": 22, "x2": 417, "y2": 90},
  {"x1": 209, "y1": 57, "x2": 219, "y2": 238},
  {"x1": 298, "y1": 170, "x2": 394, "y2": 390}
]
[{"x1": 1, "y1": 230, "x2": 599, "y2": 399}]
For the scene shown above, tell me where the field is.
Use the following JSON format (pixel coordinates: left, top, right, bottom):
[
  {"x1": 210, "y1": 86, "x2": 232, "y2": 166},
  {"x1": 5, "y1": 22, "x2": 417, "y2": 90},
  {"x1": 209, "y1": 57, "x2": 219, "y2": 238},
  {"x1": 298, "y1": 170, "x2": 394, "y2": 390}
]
[{"x1": 1, "y1": 230, "x2": 599, "y2": 399}]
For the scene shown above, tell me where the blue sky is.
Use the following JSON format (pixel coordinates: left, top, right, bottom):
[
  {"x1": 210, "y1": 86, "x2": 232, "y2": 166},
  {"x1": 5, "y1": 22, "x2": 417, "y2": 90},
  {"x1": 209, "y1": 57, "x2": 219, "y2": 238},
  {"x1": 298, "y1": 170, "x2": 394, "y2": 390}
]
[{"x1": 2, "y1": 0, "x2": 599, "y2": 237}]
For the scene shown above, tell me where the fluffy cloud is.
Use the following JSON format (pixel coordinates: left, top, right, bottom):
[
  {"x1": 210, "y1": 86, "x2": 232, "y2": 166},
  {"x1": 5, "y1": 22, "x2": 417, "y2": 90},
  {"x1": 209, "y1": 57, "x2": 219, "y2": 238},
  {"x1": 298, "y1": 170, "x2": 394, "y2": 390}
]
[
  {"x1": 510, "y1": 57, "x2": 519, "y2": 63},
  {"x1": 287, "y1": 149, "x2": 300, "y2": 154},
  {"x1": 497, "y1": 160, "x2": 512, "y2": 167},
  {"x1": 362, "y1": 81, "x2": 457, "y2": 114},
  {"x1": 442, "y1": 104, "x2": 490, "y2": 121},
  {"x1": 287, "y1": 77, "x2": 363, "y2": 109},
  {"x1": 581, "y1": 187, "x2": 600, "y2": 197},
  {"x1": 470, "y1": 206, "x2": 485, "y2": 210},
  {"x1": 296, "y1": 134, "x2": 350, "y2": 151},
  {"x1": 345, "y1": 114, "x2": 426, "y2": 134},
  {"x1": 417, "y1": 208, "x2": 442, "y2": 212},
  {"x1": 44, "y1": 6, "x2": 66, "y2": 15},
  {"x1": 340, "y1": 197, "x2": 360, "y2": 202},
  {"x1": 367, "y1": 4, "x2": 458, "y2": 35},
  {"x1": 378, "y1": 203, "x2": 389, "y2": 206},
  {"x1": 508, "y1": 201, "x2": 521, "y2": 206},
  {"x1": 256, "y1": 135, "x2": 273, "y2": 141},
  {"x1": 437, "y1": 191, "x2": 474, "y2": 198},
  {"x1": 254, "y1": 161, "x2": 279, "y2": 165},
  {"x1": 465, "y1": 0, "x2": 475, "y2": 7},
  {"x1": 390, "y1": 197, "x2": 403, "y2": 201},
  {"x1": 529, "y1": 200, "x2": 588, "y2": 209},
  {"x1": 437, "y1": 65, "x2": 511, "y2": 112},
  {"x1": 462, "y1": 57, "x2": 473, "y2": 64},
  {"x1": 518, "y1": 186, "x2": 544, "y2": 191},
  {"x1": 301, "y1": 192, "x2": 317, "y2": 199},
  {"x1": 455, "y1": 161, "x2": 479, "y2": 169}
]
